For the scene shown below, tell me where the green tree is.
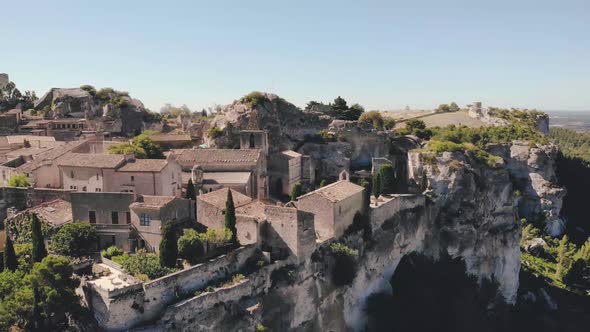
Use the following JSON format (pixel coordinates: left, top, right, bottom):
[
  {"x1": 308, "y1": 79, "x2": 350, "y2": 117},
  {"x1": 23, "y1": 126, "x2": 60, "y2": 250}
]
[
  {"x1": 319, "y1": 179, "x2": 327, "y2": 188},
  {"x1": 225, "y1": 190, "x2": 238, "y2": 244},
  {"x1": 50, "y1": 222, "x2": 97, "y2": 257},
  {"x1": 379, "y1": 165, "x2": 396, "y2": 195},
  {"x1": 159, "y1": 224, "x2": 178, "y2": 268},
  {"x1": 291, "y1": 182, "x2": 303, "y2": 201},
  {"x1": 345, "y1": 103, "x2": 365, "y2": 121},
  {"x1": 7, "y1": 174, "x2": 30, "y2": 187},
  {"x1": 449, "y1": 102, "x2": 460, "y2": 112},
  {"x1": 185, "y1": 178, "x2": 196, "y2": 200},
  {"x1": 133, "y1": 133, "x2": 164, "y2": 159},
  {"x1": 360, "y1": 179, "x2": 371, "y2": 213},
  {"x1": 3, "y1": 236, "x2": 18, "y2": 272},
  {"x1": 556, "y1": 235, "x2": 573, "y2": 278},
  {"x1": 405, "y1": 119, "x2": 426, "y2": 132},
  {"x1": 372, "y1": 174, "x2": 382, "y2": 202},
  {"x1": 332, "y1": 96, "x2": 348, "y2": 113},
  {"x1": 177, "y1": 229, "x2": 206, "y2": 264},
  {"x1": 31, "y1": 214, "x2": 46, "y2": 263},
  {"x1": 358, "y1": 111, "x2": 384, "y2": 128},
  {"x1": 108, "y1": 142, "x2": 146, "y2": 158}
]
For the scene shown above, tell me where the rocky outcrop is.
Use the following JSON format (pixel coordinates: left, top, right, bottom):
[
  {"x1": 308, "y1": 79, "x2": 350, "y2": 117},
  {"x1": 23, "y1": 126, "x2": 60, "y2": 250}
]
[
  {"x1": 34, "y1": 87, "x2": 147, "y2": 135},
  {"x1": 489, "y1": 141, "x2": 566, "y2": 236},
  {"x1": 207, "y1": 92, "x2": 330, "y2": 152},
  {"x1": 0, "y1": 73, "x2": 8, "y2": 89}
]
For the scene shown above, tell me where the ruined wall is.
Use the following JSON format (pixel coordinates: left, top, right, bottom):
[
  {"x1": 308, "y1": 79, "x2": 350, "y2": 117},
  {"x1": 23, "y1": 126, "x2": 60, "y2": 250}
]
[
  {"x1": 369, "y1": 194, "x2": 425, "y2": 230},
  {"x1": 0, "y1": 187, "x2": 71, "y2": 222}
]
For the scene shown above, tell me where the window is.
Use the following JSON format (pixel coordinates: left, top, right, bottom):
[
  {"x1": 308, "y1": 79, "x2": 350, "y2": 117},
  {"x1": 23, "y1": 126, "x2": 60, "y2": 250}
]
[
  {"x1": 82, "y1": 186, "x2": 87, "y2": 192},
  {"x1": 131, "y1": 176, "x2": 134, "y2": 182},
  {"x1": 89, "y1": 211, "x2": 96, "y2": 224},
  {"x1": 126, "y1": 212, "x2": 131, "y2": 224},
  {"x1": 140, "y1": 213, "x2": 151, "y2": 226},
  {"x1": 70, "y1": 171, "x2": 74, "y2": 178},
  {"x1": 96, "y1": 173, "x2": 99, "y2": 180},
  {"x1": 95, "y1": 188, "x2": 102, "y2": 192},
  {"x1": 111, "y1": 211, "x2": 119, "y2": 224},
  {"x1": 70, "y1": 185, "x2": 77, "y2": 190},
  {"x1": 249, "y1": 133, "x2": 255, "y2": 148}
]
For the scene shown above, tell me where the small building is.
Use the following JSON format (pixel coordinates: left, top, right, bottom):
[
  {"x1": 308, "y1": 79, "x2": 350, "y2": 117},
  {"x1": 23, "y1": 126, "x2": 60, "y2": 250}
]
[
  {"x1": 3, "y1": 199, "x2": 73, "y2": 243},
  {"x1": 150, "y1": 132, "x2": 192, "y2": 150},
  {"x1": 295, "y1": 179, "x2": 365, "y2": 241},
  {"x1": 270, "y1": 150, "x2": 302, "y2": 196},
  {"x1": 196, "y1": 188, "x2": 252, "y2": 230},
  {"x1": 19, "y1": 118, "x2": 87, "y2": 141},
  {"x1": 58, "y1": 154, "x2": 182, "y2": 197}
]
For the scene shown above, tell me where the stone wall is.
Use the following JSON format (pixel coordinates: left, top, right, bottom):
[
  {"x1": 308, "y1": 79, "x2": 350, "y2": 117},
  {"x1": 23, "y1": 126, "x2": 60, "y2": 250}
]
[
  {"x1": 88, "y1": 245, "x2": 259, "y2": 330},
  {"x1": 369, "y1": 194, "x2": 426, "y2": 230}
]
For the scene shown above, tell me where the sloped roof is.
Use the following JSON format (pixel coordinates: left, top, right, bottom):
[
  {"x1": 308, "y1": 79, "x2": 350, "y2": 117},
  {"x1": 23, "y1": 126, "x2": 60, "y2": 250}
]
[
  {"x1": 281, "y1": 150, "x2": 302, "y2": 158},
  {"x1": 297, "y1": 180, "x2": 364, "y2": 203},
  {"x1": 150, "y1": 133, "x2": 192, "y2": 142},
  {"x1": 25, "y1": 199, "x2": 73, "y2": 227},
  {"x1": 130, "y1": 195, "x2": 176, "y2": 210},
  {"x1": 170, "y1": 148, "x2": 261, "y2": 170},
  {"x1": 202, "y1": 172, "x2": 251, "y2": 185},
  {"x1": 58, "y1": 153, "x2": 125, "y2": 168},
  {"x1": 16, "y1": 140, "x2": 89, "y2": 173},
  {"x1": 117, "y1": 159, "x2": 169, "y2": 172},
  {"x1": 197, "y1": 188, "x2": 252, "y2": 210},
  {"x1": 236, "y1": 200, "x2": 267, "y2": 222}
]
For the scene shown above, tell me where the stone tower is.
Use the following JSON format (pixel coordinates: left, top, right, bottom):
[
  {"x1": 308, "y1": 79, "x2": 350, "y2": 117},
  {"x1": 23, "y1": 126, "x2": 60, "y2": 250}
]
[
  {"x1": 191, "y1": 165, "x2": 204, "y2": 194},
  {"x1": 240, "y1": 130, "x2": 268, "y2": 156}
]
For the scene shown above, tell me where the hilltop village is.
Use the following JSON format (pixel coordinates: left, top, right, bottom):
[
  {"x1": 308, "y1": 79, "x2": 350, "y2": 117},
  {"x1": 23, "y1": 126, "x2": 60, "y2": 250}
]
[{"x1": 0, "y1": 75, "x2": 589, "y2": 331}]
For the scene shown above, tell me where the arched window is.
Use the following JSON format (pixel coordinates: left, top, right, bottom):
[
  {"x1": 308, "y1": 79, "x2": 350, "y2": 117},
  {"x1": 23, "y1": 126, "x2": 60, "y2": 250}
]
[{"x1": 249, "y1": 133, "x2": 256, "y2": 148}]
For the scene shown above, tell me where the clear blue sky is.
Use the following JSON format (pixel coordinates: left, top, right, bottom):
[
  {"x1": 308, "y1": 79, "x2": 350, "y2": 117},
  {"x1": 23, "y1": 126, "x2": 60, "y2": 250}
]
[{"x1": 2, "y1": 0, "x2": 589, "y2": 111}]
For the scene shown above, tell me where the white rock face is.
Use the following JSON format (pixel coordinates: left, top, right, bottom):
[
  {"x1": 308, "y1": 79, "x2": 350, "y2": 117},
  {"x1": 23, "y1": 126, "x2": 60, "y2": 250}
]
[{"x1": 0, "y1": 73, "x2": 9, "y2": 89}]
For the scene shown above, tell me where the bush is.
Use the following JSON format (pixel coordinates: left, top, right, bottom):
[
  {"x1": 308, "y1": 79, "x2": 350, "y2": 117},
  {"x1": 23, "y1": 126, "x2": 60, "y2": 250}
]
[
  {"x1": 51, "y1": 222, "x2": 97, "y2": 257},
  {"x1": 318, "y1": 129, "x2": 335, "y2": 141},
  {"x1": 426, "y1": 140, "x2": 464, "y2": 153},
  {"x1": 242, "y1": 91, "x2": 268, "y2": 108},
  {"x1": 329, "y1": 243, "x2": 358, "y2": 286},
  {"x1": 290, "y1": 182, "x2": 302, "y2": 201},
  {"x1": 7, "y1": 174, "x2": 30, "y2": 187},
  {"x1": 359, "y1": 111, "x2": 384, "y2": 128},
  {"x1": 378, "y1": 165, "x2": 396, "y2": 195},
  {"x1": 101, "y1": 245, "x2": 124, "y2": 259},
  {"x1": 116, "y1": 250, "x2": 176, "y2": 280},
  {"x1": 207, "y1": 126, "x2": 223, "y2": 139}
]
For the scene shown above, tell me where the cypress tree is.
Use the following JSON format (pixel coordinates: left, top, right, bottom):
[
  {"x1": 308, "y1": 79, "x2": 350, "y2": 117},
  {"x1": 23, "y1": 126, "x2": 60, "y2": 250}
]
[
  {"x1": 31, "y1": 214, "x2": 47, "y2": 263},
  {"x1": 290, "y1": 182, "x2": 302, "y2": 202},
  {"x1": 556, "y1": 235, "x2": 572, "y2": 278},
  {"x1": 3, "y1": 235, "x2": 18, "y2": 272},
  {"x1": 379, "y1": 165, "x2": 396, "y2": 195},
  {"x1": 360, "y1": 179, "x2": 371, "y2": 213},
  {"x1": 372, "y1": 174, "x2": 382, "y2": 202},
  {"x1": 185, "y1": 178, "x2": 196, "y2": 200},
  {"x1": 159, "y1": 223, "x2": 178, "y2": 268},
  {"x1": 225, "y1": 189, "x2": 238, "y2": 244}
]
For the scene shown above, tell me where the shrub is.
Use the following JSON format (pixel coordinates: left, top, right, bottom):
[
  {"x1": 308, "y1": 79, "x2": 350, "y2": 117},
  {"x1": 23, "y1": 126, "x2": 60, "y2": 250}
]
[
  {"x1": 378, "y1": 165, "x2": 396, "y2": 195},
  {"x1": 80, "y1": 85, "x2": 96, "y2": 96},
  {"x1": 256, "y1": 323, "x2": 267, "y2": 332},
  {"x1": 101, "y1": 245, "x2": 124, "y2": 259},
  {"x1": 405, "y1": 119, "x2": 426, "y2": 132},
  {"x1": 222, "y1": 273, "x2": 245, "y2": 288},
  {"x1": 159, "y1": 224, "x2": 178, "y2": 268},
  {"x1": 7, "y1": 174, "x2": 30, "y2": 187},
  {"x1": 51, "y1": 222, "x2": 97, "y2": 257},
  {"x1": 199, "y1": 227, "x2": 233, "y2": 246},
  {"x1": 383, "y1": 118, "x2": 396, "y2": 130},
  {"x1": 318, "y1": 129, "x2": 335, "y2": 141},
  {"x1": 359, "y1": 111, "x2": 384, "y2": 128},
  {"x1": 207, "y1": 126, "x2": 223, "y2": 139},
  {"x1": 117, "y1": 250, "x2": 176, "y2": 280},
  {"x1": 427, "y1": 140, "x2": 464, "y2": 153},
  {"x1": 242, "y1": 91, "x2": 268, "y2": 108},
  {"x1": 329, "y1": 243, "x2": 358, "y2": 286},
  {"x1": 290, "y1": 182, "x2": 302, "y2": 201}
]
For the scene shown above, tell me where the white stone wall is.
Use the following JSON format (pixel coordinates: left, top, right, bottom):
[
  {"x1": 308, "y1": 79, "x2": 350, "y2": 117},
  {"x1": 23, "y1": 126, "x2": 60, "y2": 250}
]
[{"x1": 369, "y1": 194, "x2": 426, "y2": 230}]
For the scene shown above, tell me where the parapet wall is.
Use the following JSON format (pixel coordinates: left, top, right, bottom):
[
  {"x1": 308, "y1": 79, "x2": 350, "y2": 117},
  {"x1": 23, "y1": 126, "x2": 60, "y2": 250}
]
[
  {"x1": 370, "y1": 194, "x2": 425, "y2": 230},
  {"x1": 90, "y1": 245, "x2": 259, "y2": 330}
]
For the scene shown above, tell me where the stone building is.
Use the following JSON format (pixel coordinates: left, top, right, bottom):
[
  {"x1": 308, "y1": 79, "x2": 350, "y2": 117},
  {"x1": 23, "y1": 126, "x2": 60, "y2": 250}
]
[
  {"x1": 58, "y1": 154, "x2": 182, "y2": 197},
  {"x1": 170, "y1": 148, "x2": 268, "y2": 200},
  {"x1": 150, "y1": 132, "x2": 192, "y2": 150},
  {"x1": 71, "y1": 192, "x2": 194, "y2": 252},
  {"x1": 268, "y1": 149, "x2": 316, "y2": 197},
  {"x1": 19, "y1": 118, "x2": 87, "y2": 141},
  {"x1": 294, "y1": 178, "x2": 364, "y2": 241},
  {"x1": 196, "y1": 188, "x2": 252, "y2": 231},
  {"x1": 239, "y1": 130, "x2": 268, "y2": 155}
]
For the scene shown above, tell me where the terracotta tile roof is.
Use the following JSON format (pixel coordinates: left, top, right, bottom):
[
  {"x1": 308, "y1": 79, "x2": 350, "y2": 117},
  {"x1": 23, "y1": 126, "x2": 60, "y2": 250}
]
[
  {"x1": 170, "y1": 148, "x2": 261, "y2": 170},
  {"x1": 58, "y1": 153, "x2": 125, "y2": 168},
  {"x1": 25, "y1": 199, "x2": 73, "y2": 227},
  {"x1": 130, "y1": 195, "x2": 176, "y2": 209},
  {"x1": 5, "y1": 135, "x2": 56, "y2": 144},
  {"x1": 236, "y1": 200, "x2": 267, "y2": 222},
  {"x1": 197, "y1": 188, "x2": 252, "y2": 210},
  {"x1": 297, "y1": 180, "x2": 364, "y2": 203},
  {"x1": 117, "y1": 159, "x2": 169, "y2": 172}
]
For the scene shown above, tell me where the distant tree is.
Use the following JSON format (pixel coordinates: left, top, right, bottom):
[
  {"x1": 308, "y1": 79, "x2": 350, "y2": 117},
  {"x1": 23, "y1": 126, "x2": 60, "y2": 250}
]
[
  {"x1": 449, "y1": 102, "x2": 460, "y2": 112},
  {"x1": 7, "y1": 174, "x2": 30, "y2": 187},
  {"x1": 185, "y1": 178, "x2": 196, "y2": 200},
  {"x1": 291, "y1": 182, "x2": 303, "y2": 201},
  {"x1": 405, "y1": 119, "x2": 426, "y2": 132},
  {"x1": 201, "y1": 109, "x2": 207, "y2": 117},
  {"x1": 319, "y1": 179, "x2": 327, "y2": 188},
  {"x1": 133, "y1": 133, "x2": 164, "y2": 159},
  {"x1": 345, "y1": 103, "x2": 365, "y2": 121},
  {"x1": 50, "y1": 222, "x2": 97, "y2": 257},
  {"x1": 383, "y1": 118, "x2": 396, "y2": 130},
  {"x1": 332, "y1": 96, "x2": 348, "y2": 113},
  {"x1": 31, "y1": 214, "x2": 47, "y2": 263},
  {"x1": 225, "y1": 190, "x2": 238, "y2": 244},
  {"x1": 159, "y1": 224, "x2": 178, "y2": 268},
  {"x1": 379, "y1": 165, "x2": 396, "y2": 195},
  {"x1": 360, "y1": 179, "x2": 371, "y2": 213},
  {"x1": 108, "y1": 142, "x2": 146, "y2": 158},
  {"x1": 564, "y1": 237, "x2": 590, "y2": 286},
  {"x1": 305, "y1": 101, "x2": 321, "y2": 111},
  {"x1": 177, "y1": 229, "x2": 206, "y2": 264},
  {"x1": 3, "y1": 236, "x2": 18, "y2": 272},
  {"x1": 436, "y1": 104, "x2": 451, "y2": 113},
  {"x1": 372, "y1": 174, "x2": 382, "y2": 202}
]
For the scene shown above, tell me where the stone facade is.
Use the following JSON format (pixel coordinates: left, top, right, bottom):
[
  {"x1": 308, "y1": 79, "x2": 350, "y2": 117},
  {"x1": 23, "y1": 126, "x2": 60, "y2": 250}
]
[{"x1": 295, "y1": 179, "x2": 364, "y2": 241}]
